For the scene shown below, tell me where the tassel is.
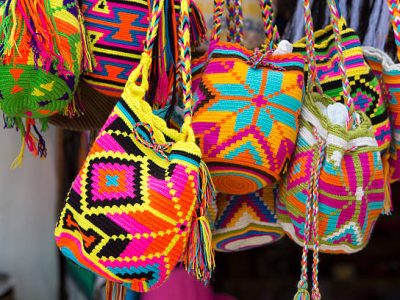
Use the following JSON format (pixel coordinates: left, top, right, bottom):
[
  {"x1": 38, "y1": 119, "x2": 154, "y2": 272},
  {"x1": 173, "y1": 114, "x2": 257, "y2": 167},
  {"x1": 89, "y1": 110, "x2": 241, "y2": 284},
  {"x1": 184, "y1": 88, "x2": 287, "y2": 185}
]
[
  {"x1": 75, "y1": 0, "x2": 94, "y2": 72},
  {"x1": 184, "y1": 161, "x2": 216, "y2": 283},
  {"x1": 33, "y1": 124, "x2": 47, "y2": 158},
  {"x1": 189, "y1": 0, "x2": 207, "y2": 47},
  {"x1": 3, "y1": 114, "x2": 15, "y2": 129},
  {"x1": 24, "y1": 119, "x2": 38, "y2": 156},
  {"x1": 105, "y1": 281, "x2": 126, "y2": 300},
  {"x1": 40, "y1": 117, "x2": 49, "y2": 132},
  {"x1": 10, "y1": 136, "x2": 26, "y2": 169},
  {"x1": 0, "y1": 0, "x2": 18, "y2": 57},
  {"x1": 63, "y1": 93, "x2": 85, "y2": 117},
  {"x1": 382, "y1": 151, "x2": 392, "y2": 215},
  {"x1": 294, "y1": 288, "x2": 311, "y2": 300},
  {"x1": 105, "y1": 280, "x2": 114, "y2": 300}
]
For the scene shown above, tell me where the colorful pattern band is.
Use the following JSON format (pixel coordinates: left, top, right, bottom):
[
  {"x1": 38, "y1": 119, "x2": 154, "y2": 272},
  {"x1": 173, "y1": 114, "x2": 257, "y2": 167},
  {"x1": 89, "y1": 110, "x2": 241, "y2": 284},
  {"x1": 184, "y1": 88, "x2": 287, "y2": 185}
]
[
  {"x1": 363, "y1": 46, "x2": 400, "y2": 183},
  {"x1": 212, "y1": 186, "x2": 284, "y2": 252},
  {"x1": 292, "y1": 19, "x2": 391, "y2": 152}
]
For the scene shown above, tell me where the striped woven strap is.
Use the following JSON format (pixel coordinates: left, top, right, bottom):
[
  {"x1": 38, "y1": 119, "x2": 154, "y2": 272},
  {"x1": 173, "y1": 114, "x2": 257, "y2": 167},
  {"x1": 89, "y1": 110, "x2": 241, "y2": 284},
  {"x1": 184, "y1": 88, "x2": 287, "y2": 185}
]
[
  {"x1": 303, "y1": 0, "x2": 320, "y2": 92},
  {"x1": 303, "y1": 0, "x2": 354, "y2": 129},
  {"x1": 178, "y1": 0, "x2": 194, "y2": 139},
  {"x1": 124, "y1": 0, "x2": 165, "y2": 99},
  {"x1": 212, "y1": 0, "x2": 279, "y2": 47},
  {"x1": 226, "y1": 0, "x2": 244, "y2": 44},
  {"x1": 259, "y1": 0, "x2": 280, "y2": 49},
  {"x1": 387, "y1": 0, "x2": 400, "y2": 60},
  {"x1": 327, "y1": 0, "x2": 355, "y2": 129}
]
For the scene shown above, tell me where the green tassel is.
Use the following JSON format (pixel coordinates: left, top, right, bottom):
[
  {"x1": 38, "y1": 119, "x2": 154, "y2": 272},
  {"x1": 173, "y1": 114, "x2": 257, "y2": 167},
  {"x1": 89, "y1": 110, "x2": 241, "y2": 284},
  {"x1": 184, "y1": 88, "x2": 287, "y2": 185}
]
[{"x1": 294, "y1": 288, "x2": 311, "y2": 300}]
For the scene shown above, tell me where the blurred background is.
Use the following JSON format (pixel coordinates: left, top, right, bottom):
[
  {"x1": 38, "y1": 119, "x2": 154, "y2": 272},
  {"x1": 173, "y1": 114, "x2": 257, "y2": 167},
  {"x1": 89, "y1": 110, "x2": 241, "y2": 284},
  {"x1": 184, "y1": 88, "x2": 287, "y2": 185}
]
[{"x1": 0, "y1": 0, "x2": 399, "y2": 299}]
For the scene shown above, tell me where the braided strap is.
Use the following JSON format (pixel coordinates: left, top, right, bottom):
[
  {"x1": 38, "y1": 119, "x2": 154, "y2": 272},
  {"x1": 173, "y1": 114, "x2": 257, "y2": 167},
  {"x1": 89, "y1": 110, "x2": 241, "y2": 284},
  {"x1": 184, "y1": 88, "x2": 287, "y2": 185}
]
[
  {"x1": 213, "y1": 0, "x2": 279, "y2": 47},
  {"x1": 327, "y1": 0, "x2": 354, "y2": 129},
  {"x1": 179, "y1": 0, "x2": 194, "y2": 140},
  {"x1": 211, "y1": 0, "x2": 225, "y2": 42},
  {"x1": 303, "y1": 0, "x2": 321, "y2": 92},
  {"x1": 123, "y1": 0, "x2": 165, "y2": 101},
  {"x1": 387, "y1": 0, "x2": 400, "y2": 60},
  {"x1": 259, "y1": 0, "x2": 280, "y2": 49},
  {"x1": 226, "y1": 0, "x2": 244, "y2": 44}
]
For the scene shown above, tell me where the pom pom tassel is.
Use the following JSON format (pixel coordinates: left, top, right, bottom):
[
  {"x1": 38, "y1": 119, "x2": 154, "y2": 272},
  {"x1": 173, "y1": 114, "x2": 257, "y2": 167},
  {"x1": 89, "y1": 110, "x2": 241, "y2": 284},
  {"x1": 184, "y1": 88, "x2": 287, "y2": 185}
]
[{"x1": 184, "y1": 160, "x2": 216, "y2": 283}]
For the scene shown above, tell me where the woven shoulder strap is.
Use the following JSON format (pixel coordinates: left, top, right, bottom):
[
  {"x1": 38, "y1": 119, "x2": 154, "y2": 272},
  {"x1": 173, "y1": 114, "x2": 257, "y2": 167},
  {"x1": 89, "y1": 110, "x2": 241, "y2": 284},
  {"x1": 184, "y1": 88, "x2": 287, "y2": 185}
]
[
  {"x1": 387, "y1": 0, "x2": 400, "y2": 60},
  {"x1": 294, "y1": 1, "x2": 356, "y2": 300},
  {"x1": 212, "y1": 0, "x2": 279, "y2": 48},
  {"x1": 303, "y1": 0, "x2": 354, "y2": 129},
  {"x1": 122, "y1": 0, "x2": 194, "y2": 142}
]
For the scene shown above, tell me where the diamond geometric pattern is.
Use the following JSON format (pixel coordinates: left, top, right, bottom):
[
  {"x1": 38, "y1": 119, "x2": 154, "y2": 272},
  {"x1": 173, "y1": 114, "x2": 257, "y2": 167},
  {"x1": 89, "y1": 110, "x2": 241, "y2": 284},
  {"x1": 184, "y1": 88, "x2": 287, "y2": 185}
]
[{"x1": 55, "y1": 98, "x2": 202, "y2": 292}]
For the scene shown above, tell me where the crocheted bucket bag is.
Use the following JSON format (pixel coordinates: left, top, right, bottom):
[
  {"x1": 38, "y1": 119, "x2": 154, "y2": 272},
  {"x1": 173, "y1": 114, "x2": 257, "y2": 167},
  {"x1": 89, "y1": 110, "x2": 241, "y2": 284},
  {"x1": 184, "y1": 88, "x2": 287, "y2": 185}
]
[
  {"x1": 291, "y1": 18, "x2": 391, "y2": 154},
  {"x1": 212, "y1": 186, "x2": 284, "y2": 252},
  {"x1": 82, "y1": 0, "x2": 206, "y2": 102},
  {"x1": 0, "y1": 0, "x2": 90, "y2": 160},
  {"x1": 277, "y1": 1, "x2": 384, "y2": 298},
  {"x1": 363, "y1": 1, "x2": 400, "y2": 184},
  {"x1": 55, "y1": 0, "x2": 215, "y2": 294},
  {"x1": 192, "y1": 0, "x2": 305, "y2": 195}
]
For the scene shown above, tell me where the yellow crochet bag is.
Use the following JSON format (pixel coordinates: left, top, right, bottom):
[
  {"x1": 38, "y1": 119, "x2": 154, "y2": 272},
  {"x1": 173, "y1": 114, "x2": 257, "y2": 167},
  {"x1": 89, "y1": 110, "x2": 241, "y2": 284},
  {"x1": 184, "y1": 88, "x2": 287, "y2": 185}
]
[{"x1": 55, "y1": 0, "x2": 215, "y2": 295}]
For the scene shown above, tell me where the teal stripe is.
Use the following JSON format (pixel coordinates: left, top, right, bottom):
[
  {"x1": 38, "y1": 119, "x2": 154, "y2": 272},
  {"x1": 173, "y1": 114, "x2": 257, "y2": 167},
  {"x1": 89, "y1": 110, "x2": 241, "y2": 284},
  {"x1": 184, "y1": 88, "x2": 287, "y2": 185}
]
[{"x1": 169, "y1": 153, "x2": 199, "y2": 167}]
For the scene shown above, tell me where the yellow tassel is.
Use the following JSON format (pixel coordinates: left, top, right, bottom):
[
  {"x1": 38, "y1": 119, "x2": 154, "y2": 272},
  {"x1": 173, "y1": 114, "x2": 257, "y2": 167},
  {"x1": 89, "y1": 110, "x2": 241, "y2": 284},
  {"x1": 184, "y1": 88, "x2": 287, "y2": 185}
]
[
  {"x1": 10, "y1": 137, "x2": 26, "y2": 169},
  {"x1": 382, "y1": 151, "x2": 392, "y2": 215}
]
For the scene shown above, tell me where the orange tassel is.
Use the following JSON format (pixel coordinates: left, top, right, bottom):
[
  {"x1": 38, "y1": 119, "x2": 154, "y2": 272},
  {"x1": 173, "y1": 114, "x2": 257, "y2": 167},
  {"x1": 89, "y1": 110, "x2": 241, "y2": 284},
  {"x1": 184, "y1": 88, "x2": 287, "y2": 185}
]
[{"x1": 382, "y1": 151, "x2": 392, "y2": 215}]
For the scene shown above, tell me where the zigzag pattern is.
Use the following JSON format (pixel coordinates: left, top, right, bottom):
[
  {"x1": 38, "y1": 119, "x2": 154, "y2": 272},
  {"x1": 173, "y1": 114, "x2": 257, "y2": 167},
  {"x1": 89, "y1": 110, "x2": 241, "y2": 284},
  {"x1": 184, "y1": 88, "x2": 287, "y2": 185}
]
[
  {"x1": 363, "y1": 46, "x2": 400, "y2": 182},
  {"x1": 277, "y1": 93, "x2": 385, "y2": 254},
  {"x1": 82, "y1": 0, "x2": 150, "y2": 97},
  {"x1": 192, "y1": 44, "x2": 305, "y2": 195},
  {"x1": 292, "y1": 19, "x2": 390, "y2": 152},
  {"x1": 212, "y1": 186, "x2": 284, "y2": 252}
]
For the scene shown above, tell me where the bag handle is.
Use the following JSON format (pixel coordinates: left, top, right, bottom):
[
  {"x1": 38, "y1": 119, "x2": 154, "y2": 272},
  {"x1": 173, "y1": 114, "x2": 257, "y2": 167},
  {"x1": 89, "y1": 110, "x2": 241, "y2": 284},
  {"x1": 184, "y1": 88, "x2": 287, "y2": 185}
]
[
  {"x1": 226, "y1": 0, "x2": 280, "y2": 49},
  {"x1": 226, "y1": 0, "x2": 244, "y2": 44},
  {"x1": 303, "y1": 0, "x2": 355, "y2": 130},
  {"x1": 294, "y1": 1, "x2": 356, "y2": 300},
  {"x1": 387, "y1": 0, "x2": 400, "y2": 60},
  {"x1": 123, "y1": 0, "x2": 195, "y2": 142},
  {"x1": 211, "y1": 0, "x2": 279, "y2": 48}
]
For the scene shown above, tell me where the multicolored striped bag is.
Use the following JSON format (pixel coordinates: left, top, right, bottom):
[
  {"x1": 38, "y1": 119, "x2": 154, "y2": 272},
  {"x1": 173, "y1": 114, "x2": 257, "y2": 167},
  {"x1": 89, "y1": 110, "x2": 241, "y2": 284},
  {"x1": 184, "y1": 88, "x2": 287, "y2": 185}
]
[
  {"x1": 82, "y1": 0, "x2": 205, "y2": 103},
  {"x1": 292, "y1": 18, "x2": 391, "y2": 154},
  {"x1": 0, "y1": 0, "x2": 91, "y2": 162},
  {"x1": 55, "y1": 0, "x2": 215, "y2": 295},
  {"x1": 192, "y1": 0, "x2": 305, "y2": 195},
  {"x1": 363, "y1": 0, "x2": 400, "y2": 184},
  {"x1": 363, "y1": 46, "x2": 400, "y2": 191},
  {"x1": 212, "y1": 186, "x2": 284, "y2": 252},
  {"x1": 277, "y1": 1, "x2": 385, "y2": 298}
]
